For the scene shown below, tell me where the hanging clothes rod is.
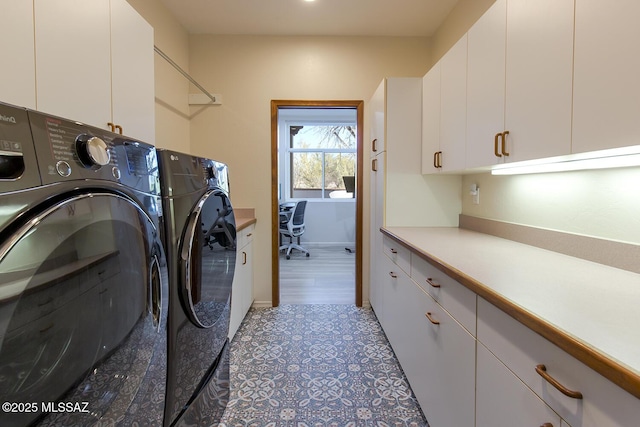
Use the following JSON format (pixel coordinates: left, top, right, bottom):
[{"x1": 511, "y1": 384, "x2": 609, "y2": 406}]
[{"x1": 154, "y1": 45, "x2": 218, "y2": 103}]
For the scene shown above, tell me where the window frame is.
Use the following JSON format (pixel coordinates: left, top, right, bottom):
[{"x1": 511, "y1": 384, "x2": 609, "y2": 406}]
[{"x1": 282, "y1": 119, "x2": 357, "y2": 202}]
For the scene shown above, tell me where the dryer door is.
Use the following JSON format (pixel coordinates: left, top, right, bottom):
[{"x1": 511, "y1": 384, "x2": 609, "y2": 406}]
[
  {"x1": 179, "y1": 188, "x2": 236, "y2": 329},
  {"x1": 0, "y1": 192, "x2": 167, "y2": 427}
]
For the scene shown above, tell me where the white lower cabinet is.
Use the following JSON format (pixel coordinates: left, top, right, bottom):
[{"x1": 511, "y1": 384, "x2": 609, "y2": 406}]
[
  {"x1": 229, "y1": 224, "x2": 254, "y2": 340},
  {"x1": 477, "y1": 297, "x2": 640, "y2": 427},
  {"x1": 477, "y1": 342, "x2": 562, "y2": 427},
  {"x1": 378, "y1": 240, "x2": 475, "y2": 427},
  {"x1": 404, "y1": 279, "x2": 475, "y2": 427}
]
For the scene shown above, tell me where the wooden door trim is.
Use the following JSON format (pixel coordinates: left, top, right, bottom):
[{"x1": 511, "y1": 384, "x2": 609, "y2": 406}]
[{"x1": 271, "y1": 100, "x2": 364, "y2": 307}]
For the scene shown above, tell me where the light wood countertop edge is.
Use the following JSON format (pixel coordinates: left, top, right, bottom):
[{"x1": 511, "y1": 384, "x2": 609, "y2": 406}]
[
  {"x1": 236, "y1": 217, "x2": 256, "y2": 231},
  {"x1": 381, "y1": 227, "x2": 640, "y2": 400}
]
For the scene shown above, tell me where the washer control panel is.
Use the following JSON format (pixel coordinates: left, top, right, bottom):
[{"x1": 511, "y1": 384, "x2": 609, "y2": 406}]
[{"x1": 27, "y1": 110, "x2": 160, "y2": 195}]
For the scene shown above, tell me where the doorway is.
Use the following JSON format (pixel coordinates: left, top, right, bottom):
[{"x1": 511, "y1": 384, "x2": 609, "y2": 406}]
[{"x1": 271, "y1": 100, "x2": 364, "y2": 307}]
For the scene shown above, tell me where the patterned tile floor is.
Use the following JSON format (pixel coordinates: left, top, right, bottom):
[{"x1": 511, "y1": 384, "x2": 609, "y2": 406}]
[{"x1": 218, "y1": 305, "x2": 428, "y2": 427}]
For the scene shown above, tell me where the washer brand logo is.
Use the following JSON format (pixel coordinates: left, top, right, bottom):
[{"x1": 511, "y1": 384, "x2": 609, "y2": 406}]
[{"x1": 0, "y1": 114, "x2": 17, "y2": 124}]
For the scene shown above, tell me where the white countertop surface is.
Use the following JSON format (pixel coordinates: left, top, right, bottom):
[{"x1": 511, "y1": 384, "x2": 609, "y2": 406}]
[{"x1": 382, "y1": 226, "x2": 640, "y2": 396}]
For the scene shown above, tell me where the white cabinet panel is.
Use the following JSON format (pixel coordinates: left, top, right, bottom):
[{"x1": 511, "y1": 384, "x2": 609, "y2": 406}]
[
  {"x1": 230, "y1": 225, "x2": 254, "y2": 340},
  {"x1": 572, "y1": 0, "x2": 640, "y2": 154},
  {"x1": 35, "y1": 0, "x2": 112, "y2": 126},
  {"x1": 404, "y1": 281, "x2": 475, "y2": 427},
  {"x1": 369, "y1": 81, "x2": 385, "y2": 157},
  {"x1": 369, "y1": 152, "x2": 385, "y2": 318},
  {"x1": 465, "y1": 0, "x2": 506, "y2": 169},
  {"x1": 0, "y1": 2, "x2": 36, "y2": 108},
  {"x1": 439, "y1": 35, "x2": 467, "y2": 172},
  {"x1": 110, "y1": 0, "x2": 155, "y2": 143},
  {"x1": 477, "y1": 342, "x2": 562, "y2": 427},
  {"x1": 477, "y1": 297, "x2": 640, "y2": 427},
  {"x1": 421, "y1": 62, "x2": 441, "y2": 174},
  {"x1": 504, "y1": 0, "x2": 574, "y2": 162}
]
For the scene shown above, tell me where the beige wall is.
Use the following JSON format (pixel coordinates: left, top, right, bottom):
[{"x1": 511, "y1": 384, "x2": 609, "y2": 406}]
[
  {"x1": 430, "y1": 0, "x2": 496, "y2": 66},
  {"x1": 188, "y1": 35, "x2": 432, "y2": 304},
  {"x1": 126, "y1": 0, "x2": 190, "y2": 151}
]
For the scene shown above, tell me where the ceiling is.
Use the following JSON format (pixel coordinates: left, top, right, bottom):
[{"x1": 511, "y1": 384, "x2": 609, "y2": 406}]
[{"x1": 158, "y1": 0, "x2": 460, "y2": 37}]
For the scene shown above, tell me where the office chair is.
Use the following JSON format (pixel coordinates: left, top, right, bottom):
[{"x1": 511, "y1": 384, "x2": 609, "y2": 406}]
[
  {"x1": 342, "y1": 176, "x2": 356, "y2": 253},
  {"x1": 279, "y1": 200, "x2": 310, "y2": 260}
]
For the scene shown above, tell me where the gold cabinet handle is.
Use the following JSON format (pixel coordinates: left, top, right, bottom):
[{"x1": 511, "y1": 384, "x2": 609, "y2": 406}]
[
  {"x1": 247, "y1": 233, "x2": 252, "y2": 237},
  {"x1": 540, "y1": 424, "x2": 554, "y2": 427},
  {"x1": 501, "y1": 130, "x2": 510, "y2": 156},
  {"x1": 115, "y1": 124, "x2": 123, "y2": 135},
  {"x1": 372, "y1": 138, "x2": 377, "y2": 152},
  {"x1": 371, "y1": 158, "x2": 378, "y2": 172},
  {"x1": 438, "y1": 151, "x2": 443, "y2": 168},
  {"x1": 494, "y1": 132, "x2": 503, "y2": 158},
  {"x1": 425, "y1": 312, "x2": 440, "y2": 325},
  {"x1": 107, "y1": 122, "x2": 116, "y2": 132},
  {"x1": 433, "y1": 151, "x2": 438, "y2": 168},
  {"x1": 242, "y1": 251, "x2": 247, "y2": 265},
  {"x1": 426, "y1": 277, "x2": 441, "y2": 288},
  {"x1": 390, "y1": 248, "x2": 397, "y2": 254},
  {"x1": 389, "y1": 272, "x2": 398, "y2": 278},
  {"x1": 535, "y1": 364, "x2": 583, "y2": 399}
]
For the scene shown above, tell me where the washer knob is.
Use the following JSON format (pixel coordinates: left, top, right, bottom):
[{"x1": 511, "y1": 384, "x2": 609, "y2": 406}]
[{"x1": 76, "y1": 134, "x2": 110, "y2": 168}]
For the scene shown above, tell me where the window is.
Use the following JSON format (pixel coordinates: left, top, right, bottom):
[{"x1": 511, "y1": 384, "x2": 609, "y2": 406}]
[{"x1": 286, "y1": 124, "x2": 356, "y2": 199}]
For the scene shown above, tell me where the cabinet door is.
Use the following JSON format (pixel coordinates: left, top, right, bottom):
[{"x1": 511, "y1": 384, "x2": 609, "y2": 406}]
[
  {"x1": 421, "y1": 62, "x2": 441, "y2": 174},
  {"x1": 0, "y1": 2, "x2": 36, "y2": 108},
  {"x1": 466, "y1": 0, "x2": 506, "y2": 169},
  {"x1": 379, "y1": 253, "x2": 401, "y2": 342},
  {"x1": 477, "y1": 343, "x2": 562, "y2": 427},
  {"x1": 35, "y1": 0, "x2": 112, "y2": 126},
  {"x1": 503, "y1": 0, "x2": 574, "y2": 162},
  {"x1": 230, "y1": 229, "x2": 254, "y2": 340},
  {"x1": 478, "y1": 297, "x2": 640, "y2": 427},
  {"x1": 572, "y1": 0, "x2": 640, "y2": 154},
  {"x1": 369, "y1": 81, "x2": 385, "y2": 157},
  {"x1": 405, "y1": 281, "x2": 475, "y2": 427},
  {"x1": 369, "y1": 153, "x2": 385, "y2": 316},
  {"x1": 110, "y1": 0, "x2": 155, "y2": 143},
  {"x1": 439, "y1": 35, "x2": 467, "y2": 172}
]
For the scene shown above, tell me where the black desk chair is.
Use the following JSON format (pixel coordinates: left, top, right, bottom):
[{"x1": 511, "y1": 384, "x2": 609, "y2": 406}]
[
  {"x1": 279, "y1": 200, "x2": 310, "y2": 259},
  {"x1": 343, "y1": 176, "x2": 356, "y2": 253}
]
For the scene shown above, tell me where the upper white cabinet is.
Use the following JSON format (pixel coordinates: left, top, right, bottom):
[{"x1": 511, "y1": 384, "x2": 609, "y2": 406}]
[
  {"x1": 572, "y1": 0, "x2": 640, "y2": 154},
  {"x1": 35, "y1": 0, "x2": 113, "y2": 127},
  {"x1": 465, "y1": 0, "x2": 506, "y2": 169},
  {"x1": 438, "y1": 35, "x2": 468, "y2": 172},
  {"x1": 428, "y1": 0, "x2": 576, "y2": 172},
  {"x1": 0, "y1": 3, "x2": 36, "y2": 109},
  {"x1": 504, "y1": 0, "x2": 574, "y2": 162},
  {"x1": 110, "y1": 0, "x2": 156, "y2": 143},
  {"x1": 421, "y1": 62, "x2": 441, "y2": 174},
  {"x1": 34, "y1": 0, "x2": 155, "y2": 142},
  {"x1": 465, "y1": 0, "x2": 574, "y2": 168}
]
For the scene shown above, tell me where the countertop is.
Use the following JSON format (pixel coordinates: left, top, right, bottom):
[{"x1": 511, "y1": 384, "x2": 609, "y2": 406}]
[
  {"x1": 235, "y1": 208, "x2": 256, "y2": 231},
  {"x1": 382, "y1": 226, "x2": 640, "y2": 399}
]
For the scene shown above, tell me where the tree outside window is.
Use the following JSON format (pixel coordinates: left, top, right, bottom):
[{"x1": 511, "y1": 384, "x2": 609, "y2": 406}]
[{"x1": 288, "y1": 124, "x2": 356, "y2": 199}]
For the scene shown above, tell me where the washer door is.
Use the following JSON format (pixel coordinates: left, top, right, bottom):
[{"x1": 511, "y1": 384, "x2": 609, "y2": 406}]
[
  {"x1": 0, "y1": 192, "x2": 167, "y2": 427},
  {"x1": 179, "y1": 188, "x2": 236, "y2": 329}
]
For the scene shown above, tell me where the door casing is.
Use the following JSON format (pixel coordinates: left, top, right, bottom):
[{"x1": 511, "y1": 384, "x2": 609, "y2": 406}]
[{"x1": 271, "y1": 100, "x2": 364, "y2": 307}]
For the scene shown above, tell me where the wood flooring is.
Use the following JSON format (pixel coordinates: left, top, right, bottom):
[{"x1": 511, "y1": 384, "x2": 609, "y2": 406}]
[{"x1": 279, "y1": 245, "x2": 355, "y2": 304}]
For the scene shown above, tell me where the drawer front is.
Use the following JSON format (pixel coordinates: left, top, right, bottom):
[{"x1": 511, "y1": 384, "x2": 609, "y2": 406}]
[
  {"x1": 382, "y1": 236, "x2": 410, "y2": 274},
  {"x1": 410, "y1": 253, "x2": 476, "y2": 335},
  {"x1": 477, "y1": 342, "x2": 562, "y2": 427},
  {"x1": 477, "y1": 297, "x2": 640, "y2": 427},
  {"x1": 237, "y1": 224, "x2": 255, "y2": 248}
]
